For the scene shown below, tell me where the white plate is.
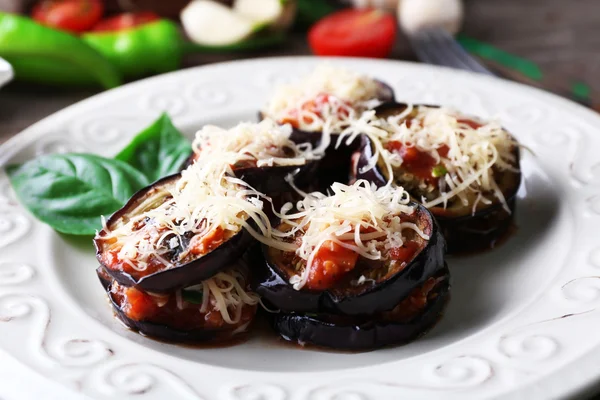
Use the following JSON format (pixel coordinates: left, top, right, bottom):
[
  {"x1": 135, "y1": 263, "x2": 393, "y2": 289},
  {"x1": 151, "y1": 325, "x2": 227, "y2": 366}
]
[{"x1": 1, "y1": 57, "x2": 600, "y2": 400}]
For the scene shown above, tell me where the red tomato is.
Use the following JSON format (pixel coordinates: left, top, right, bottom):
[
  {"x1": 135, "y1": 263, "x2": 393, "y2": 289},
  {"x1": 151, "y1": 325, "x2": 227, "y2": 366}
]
[
  {"x1": 124, "y1": 287, "x2": 158, "y2": 321},
  {"x1": 92, "y1": 11, "x2": 160, "y2": 32},
  {"x1": 308, "y1": 8, "x2": 397, "y2": 58},
  {"x1": 389, "y1": 241, "x2": 419, "y2": 263},
  {"x1": 386, "y1": 141, "x2": 450, "y2": 182},
  {"x1": 32, "y1": 0, "x2": 103, "y2": 33},
  {"x1": 306, "y1": 241, "x2": 359, "y2": 290}
]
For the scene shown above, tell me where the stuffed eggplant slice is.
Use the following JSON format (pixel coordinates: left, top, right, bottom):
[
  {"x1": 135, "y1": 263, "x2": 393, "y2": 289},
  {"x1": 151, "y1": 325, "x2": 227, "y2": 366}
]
[
  {"x1": 94, "y1": 159, "x2": 274, "y2": 293},
  {"x1": 349, "y1": 103, "x2": 521, "y2": 253},
  {"x1": 97, "y1": 265, "x2": 259, "y2": 343},
  {"x1": 272, "y1": 268, "x2": 450, "y2": 350},
  {"x1": 253, "y1": 180, "x2": 447, "y2": 317},
  {"x1": 187, "y1": 119, "x2": 321, "y2": 196},
  {"x1": 260, "y1": 64, "x2": 395, "y2": 188}
]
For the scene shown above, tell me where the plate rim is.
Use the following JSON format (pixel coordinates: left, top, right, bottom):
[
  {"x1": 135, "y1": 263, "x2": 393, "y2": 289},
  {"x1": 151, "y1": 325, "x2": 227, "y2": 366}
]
[{"x1": 1, "y1": 56, "x2": 600, "y2": 400}]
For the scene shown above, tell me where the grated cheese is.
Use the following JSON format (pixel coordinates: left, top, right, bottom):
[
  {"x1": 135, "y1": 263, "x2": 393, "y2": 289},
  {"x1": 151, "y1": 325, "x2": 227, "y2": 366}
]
[
  {"x1": 259, "y1": 180, "x2": 429, "y2": 290},
  {"x1": 165, "y1": 268, "x2": 259, "y2": 325},
  {"x1": 97, "y1": 158, "x2": 275, "y2": 273},
  {"x1": 338, "y1": 105, "x2": 519, "y2": 213},
  {"x1": 261, "y1": 64, "x2": 385, "y2": 134},
  {"x1": 191, "y1": 118, "x2": 321, "y2": 168}
]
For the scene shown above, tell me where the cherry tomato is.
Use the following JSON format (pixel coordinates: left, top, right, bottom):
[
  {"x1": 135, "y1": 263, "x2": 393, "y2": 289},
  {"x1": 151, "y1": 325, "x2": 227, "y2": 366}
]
[
  {"x1": 306, "y1": 241, "x2": 359, "y2": 290},
  {"x1": 32, "y1": 0, "x2": 104, "y2": 33},
  {"x1": 308, "y1": 8, "x2": 397, "y2": 58},
  {"x1": 92, "y1": 11, "x2": 160, "y2": 32}
]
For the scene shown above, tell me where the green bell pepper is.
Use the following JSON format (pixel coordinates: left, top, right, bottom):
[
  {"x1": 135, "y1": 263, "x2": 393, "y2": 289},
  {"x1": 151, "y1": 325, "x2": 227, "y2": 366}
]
[
  {"x1": 0, "y1": 12, "x2": 121, "y2": 89},
  {"x1": 83, "y1": 20, "x2": 183, "y2": 79}
]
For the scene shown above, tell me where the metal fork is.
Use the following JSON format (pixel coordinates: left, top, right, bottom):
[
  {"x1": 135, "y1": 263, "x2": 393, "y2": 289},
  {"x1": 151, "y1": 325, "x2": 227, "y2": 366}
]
[{"x1": 407, "y1": 27, "x2": 494, "y2": 76}]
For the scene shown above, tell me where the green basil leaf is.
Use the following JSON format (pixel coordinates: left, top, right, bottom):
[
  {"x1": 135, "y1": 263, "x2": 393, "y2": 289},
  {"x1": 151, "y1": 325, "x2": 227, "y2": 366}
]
[
  {"x1": 182, "y1": 289, "x2": 204, "y2": 304},
  {"x1": 115, "y1": 114, "x2": 192, "y2": 183},
  {"x1": 6, "y1": 153, "x2": 149, "y2": 236}
]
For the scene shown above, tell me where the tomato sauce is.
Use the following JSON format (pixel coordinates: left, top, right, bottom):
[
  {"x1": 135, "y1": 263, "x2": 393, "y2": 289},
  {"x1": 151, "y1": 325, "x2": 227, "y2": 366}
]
[
  {"x1": 306, "y1": 241, "x2": 360, "y2": 290},
  {"x1": 280, "y1": 93, "x2": 351, "y2": 129},
  {"x1": 110, "y1": 281, "x2": 256, "y2": 331},
  {"x1": 386, "y1": 141, "x2": 449, "y2": 184},
  {"x1": 101, "y1": 225, "x2": 228, "y2": 279}
]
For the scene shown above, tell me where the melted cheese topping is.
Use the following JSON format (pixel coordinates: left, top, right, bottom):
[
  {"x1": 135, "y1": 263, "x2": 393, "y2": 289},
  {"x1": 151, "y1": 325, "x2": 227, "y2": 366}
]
[
  {"x1": 262, "y1": 64, "x2": 384, "y2": 133},
  {"x1": 262, "y1": 180, "x2": 429, "y2": 290},
  {"x1": 338, "y1": 105, "x2": 519, "y2": 213},
  {"x1": 191, "y1": 119, "x2": 320, "y2": 168},
  {"x1": 98, "y1": 160, "x2": 274, "y2": 273}
]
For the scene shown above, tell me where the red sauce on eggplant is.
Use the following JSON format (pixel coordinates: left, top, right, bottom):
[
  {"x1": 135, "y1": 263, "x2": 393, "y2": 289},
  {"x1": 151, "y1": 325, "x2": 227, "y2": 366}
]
[
  {"x1": 110, "y1": 281, "x2": 256, "y2": 332},
  {"x1": 100, "y1": 225, "x2": 233, "y2": 279},
  {"x1": 279, "y1": 93, "x2": 352, "y2": 128},
  {"x1": 306, "y1": 241, "x2": 360, "y2": 290},
  {"x1": 385, "y1": 141, "x2": 449, "y2": 184},
  {"x1": 386, "y1": 118, "x2": 481, "y2": 184}
]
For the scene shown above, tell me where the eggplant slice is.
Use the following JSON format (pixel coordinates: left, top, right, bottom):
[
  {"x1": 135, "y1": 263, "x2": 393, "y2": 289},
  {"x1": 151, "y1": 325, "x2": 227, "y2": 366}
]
[
  {"x1": 351, "y1": 102, "x2": 522, "y2": 253},
  {"x1": 271, "y1": 268, "x2": 450, "y2": 350},
  {"x1": 259, "y1": 80, "x2": 395, "y2": 191},
  {"x1": 94, "y1": 173, "x2": 255, "y2": 293},
  {"x1": 97, "y1": 267, "x2": 257, "y2": 344},
  {"x1": 252, "y1": 202, "x2": 446, "y2": 316},
  {"x1": 182, "y1": 153, "x2": 320, "y2": 198}
]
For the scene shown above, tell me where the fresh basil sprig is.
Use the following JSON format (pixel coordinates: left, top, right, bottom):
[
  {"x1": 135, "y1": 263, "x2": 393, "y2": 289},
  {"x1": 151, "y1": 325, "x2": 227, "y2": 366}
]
[
  {"x1": 115, "y1": 113, "x2": 192, "y2": 183},
  {"x1": 5, "y1": 114, "x2": 192, "y2": 236}
]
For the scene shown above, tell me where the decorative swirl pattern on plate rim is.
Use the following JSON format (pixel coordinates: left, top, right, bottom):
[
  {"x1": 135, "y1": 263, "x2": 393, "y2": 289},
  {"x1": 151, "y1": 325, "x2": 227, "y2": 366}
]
[
  {"x1": 0, "y1": 58, "x2": 600, "y2": 400},
  {"x1": 0, "y1": 209, "x2": 31, "y2": 249}
]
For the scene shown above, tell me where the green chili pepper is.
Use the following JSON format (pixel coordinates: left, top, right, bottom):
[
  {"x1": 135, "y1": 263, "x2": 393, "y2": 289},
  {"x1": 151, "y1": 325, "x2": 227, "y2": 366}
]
[
  {"x1": 0, "y1": 12, "x2": 121, "y2": 89},
  {"x1": 83, "y1": 20, "x2": 183, "y2": 79},
  {"x1": 432, "y1": 164, "x2": 448, "y2": 178}
]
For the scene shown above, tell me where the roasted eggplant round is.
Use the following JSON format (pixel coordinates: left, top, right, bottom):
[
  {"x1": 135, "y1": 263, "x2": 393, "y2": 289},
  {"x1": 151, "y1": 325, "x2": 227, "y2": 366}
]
[
  {"x1": 97, "y1": 267, "x2": 258, "y2": 344},
  {"x1": 260, "y1": 80, "x2": 395, "y2": 191},
  {"x1": 94, "y1": 173, "x2": 256, "y2": 293},
  {"x1": 185, "y1": 149, "x2": 320, "y2": 198},
  {"x1": 271, "y1": 268, "x2": 450, "y2": 350},
  {"x1": 351, "y1": 102, "x2": 522, "y2": 253},
  {"x1": 253, "y1": 202, "x2": 445, "y2": 316}
]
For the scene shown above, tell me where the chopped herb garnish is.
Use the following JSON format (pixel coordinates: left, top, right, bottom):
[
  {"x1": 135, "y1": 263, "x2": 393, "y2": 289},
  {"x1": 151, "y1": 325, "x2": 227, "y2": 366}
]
[
  {"x1": 432, "y1": 164, "x2": 448, "y2": 178},
  {"x1": 182, "y1": 289, "x2": 203, "y2": 304}
]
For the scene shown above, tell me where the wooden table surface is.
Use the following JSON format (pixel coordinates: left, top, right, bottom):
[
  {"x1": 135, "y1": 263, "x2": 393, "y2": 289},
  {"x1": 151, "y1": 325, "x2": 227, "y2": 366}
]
[{"x1": 1, "y1": 0, "x2": 599, "y2": 145}]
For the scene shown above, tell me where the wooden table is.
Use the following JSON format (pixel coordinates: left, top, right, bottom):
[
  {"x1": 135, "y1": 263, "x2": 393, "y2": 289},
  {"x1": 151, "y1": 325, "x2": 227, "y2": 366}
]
[{"x1": 1, "y1": 0, "x2": 599, "y2": 145}]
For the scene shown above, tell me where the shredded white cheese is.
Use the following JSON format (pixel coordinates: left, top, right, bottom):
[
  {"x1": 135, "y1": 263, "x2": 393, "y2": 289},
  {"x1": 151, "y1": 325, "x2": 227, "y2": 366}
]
[
  {"x1": 97, "y1": 159, "x2": 274, "y2": 273},
  {"x1": 260, "y1": 180, "x2": 429, "y2": 290},
  {"x1": 191, "y1": 118, "x2": 321, "y2": 168},
  {"x1": 261, "y1": 64, "x2": 385, "y2": 133},
  {"x1": 162, "y1": 268, "x2": 259, "y2": 325},
  {"x1": 338, "y1": 105, "x2": 519, "y2": 213}
]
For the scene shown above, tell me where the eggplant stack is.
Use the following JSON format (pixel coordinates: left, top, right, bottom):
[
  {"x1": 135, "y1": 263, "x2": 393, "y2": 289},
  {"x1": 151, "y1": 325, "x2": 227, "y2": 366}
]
[
  {"x1": 94, "y1": 119, "x2": 322, "y2": 343},
  {"x1": 260, "y1": 64, "x2": 395, "y2": 192},
  {"x1": 348, "y1": 102, "x2": 521, "y2": 253},
  {"x1": 252, "y1": 180, "x2": 449, "y2": 350}
]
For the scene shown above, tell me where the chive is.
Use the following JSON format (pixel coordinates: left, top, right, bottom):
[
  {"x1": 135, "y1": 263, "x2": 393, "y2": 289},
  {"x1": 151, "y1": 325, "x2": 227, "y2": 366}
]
[
  {"x1": 182, "y1": 289, "x2": 203, "y2": 304},
  {"x1": 432, "y1": 165, "x2": 448, "y2": 178}
]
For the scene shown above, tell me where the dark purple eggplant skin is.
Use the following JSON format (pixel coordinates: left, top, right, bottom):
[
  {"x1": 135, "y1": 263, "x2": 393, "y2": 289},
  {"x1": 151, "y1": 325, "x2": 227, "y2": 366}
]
[
  {"x1": 96, "y1": 268, "x2": 252, "y2": 344},
  {"x1": 180, "y1": 155, "x2": 319, "y2": 198},
  {"x1": 271, "y1": 268, "x2": 450, "y2": 350},
  {"x1": 251, "y1": 203, "x2": 446, "y2": 316},
  {"x1": 352, "y1": 103, "x2": 522, "y2": 254},
  {"x1": 94, "y1": 173, "x2": 256, "y2": 293},
  {"x1": 259, "y1": 80, "x2": 395, "y2": 191}
]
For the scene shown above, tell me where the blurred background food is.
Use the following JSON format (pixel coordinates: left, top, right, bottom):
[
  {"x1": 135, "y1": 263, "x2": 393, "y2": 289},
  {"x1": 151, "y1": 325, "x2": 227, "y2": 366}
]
[{"x1": 0, "y1": 0, "x2": 598, "y2": 143}]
